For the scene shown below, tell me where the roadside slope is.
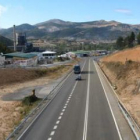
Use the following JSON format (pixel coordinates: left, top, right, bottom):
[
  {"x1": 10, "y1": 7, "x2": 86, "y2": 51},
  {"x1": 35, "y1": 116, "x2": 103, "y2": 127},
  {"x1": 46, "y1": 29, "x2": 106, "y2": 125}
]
[
  {"x1": 102, "y1": 46, "x2": 140, "y2": 63},
  {"x1": 100, "y1": 46, "x2": 140, "y2": 128}
]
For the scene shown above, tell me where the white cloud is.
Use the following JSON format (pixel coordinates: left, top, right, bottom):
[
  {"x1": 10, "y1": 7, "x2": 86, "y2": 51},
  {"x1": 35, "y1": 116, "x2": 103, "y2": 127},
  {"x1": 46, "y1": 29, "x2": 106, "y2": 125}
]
[
  {"x1": 0, "y1": 5, "x2": 7, "y2": 16},
  {"x1": 115, "y1": 9, "x2": 131, "y2": 14}
]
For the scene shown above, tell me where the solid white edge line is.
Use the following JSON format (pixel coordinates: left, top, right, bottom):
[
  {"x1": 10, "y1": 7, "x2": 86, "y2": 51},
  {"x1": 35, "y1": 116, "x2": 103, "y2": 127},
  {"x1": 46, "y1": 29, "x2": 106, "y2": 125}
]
[
  {"x1": 93, "y1": 60, "x2": 123, "y2": 140},
  {"x1": 17, "y1": 67, "x2": 74, "y2": 140},
  {"x1": 83, "y1": 59, "x2": 90, "y2": 140}
]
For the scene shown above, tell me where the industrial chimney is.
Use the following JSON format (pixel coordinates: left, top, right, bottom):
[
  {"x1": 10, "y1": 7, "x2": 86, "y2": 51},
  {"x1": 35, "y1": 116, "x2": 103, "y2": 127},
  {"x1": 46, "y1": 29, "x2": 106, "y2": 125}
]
[{"x1": 13, "y1": 25, "x2": 16, "y2": 51}]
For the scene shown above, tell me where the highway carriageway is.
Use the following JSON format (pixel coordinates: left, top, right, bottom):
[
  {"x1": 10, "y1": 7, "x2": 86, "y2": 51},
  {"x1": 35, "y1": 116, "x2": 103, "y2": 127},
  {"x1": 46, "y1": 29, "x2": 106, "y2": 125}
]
[{"x1": 17, "y1": 57, "x2": 136, "y2": 140}]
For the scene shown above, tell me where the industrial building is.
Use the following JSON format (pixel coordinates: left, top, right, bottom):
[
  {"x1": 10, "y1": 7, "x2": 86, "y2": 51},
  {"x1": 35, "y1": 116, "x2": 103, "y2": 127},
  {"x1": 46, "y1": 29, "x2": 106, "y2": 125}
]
[
  {"x1": 16, "y1": 33, "x2": 26, "y2": 46},
  {"x1": 3, "y1": 52, "x2": 38, "y2": 67},
  {"x1": 42, "y1": 51, "x2": 56, "y2": 59},
  {"x1": 8, "y1": 25, "x2": 40, "y2": 53}
]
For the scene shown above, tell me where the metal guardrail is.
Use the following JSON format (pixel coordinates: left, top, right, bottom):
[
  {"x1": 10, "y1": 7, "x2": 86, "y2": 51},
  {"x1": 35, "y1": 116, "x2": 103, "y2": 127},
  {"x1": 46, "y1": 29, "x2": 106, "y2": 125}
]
[
  {"x1": 118, "y1": 101, "x2": 140, "y2": 140},
  {"x1": 6, "y1": 68, "x2": 73, "y2": 140},
  {"x1": 96, "y1": 60, "x2": 140, "y2": 140}
]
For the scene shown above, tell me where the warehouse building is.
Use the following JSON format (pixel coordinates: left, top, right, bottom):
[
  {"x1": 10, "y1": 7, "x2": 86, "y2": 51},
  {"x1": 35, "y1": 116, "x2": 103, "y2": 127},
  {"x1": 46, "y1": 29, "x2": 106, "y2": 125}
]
[
  {"x1": 42, "y1": 51, "x2": 56, "y2": 59},
  {"x1": 4, "y1": 52, "x2": 38, "y2": 67}
]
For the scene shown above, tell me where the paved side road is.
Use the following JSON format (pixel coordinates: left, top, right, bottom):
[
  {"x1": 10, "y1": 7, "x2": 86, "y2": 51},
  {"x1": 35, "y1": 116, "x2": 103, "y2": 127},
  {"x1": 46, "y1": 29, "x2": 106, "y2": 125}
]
[
  {"x1": 2, "y1": 76, "x2": 64, "y2": 101},
  {"x1": 16, "y1": 57, "x2": 135, "y2": 140}
]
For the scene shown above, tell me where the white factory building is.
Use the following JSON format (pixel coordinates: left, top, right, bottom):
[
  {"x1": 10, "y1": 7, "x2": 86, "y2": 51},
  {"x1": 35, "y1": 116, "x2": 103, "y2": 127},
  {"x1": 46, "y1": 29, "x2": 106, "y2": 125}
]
[{"x1": 42, "y1": 51, "x2": 56, "y2": 59}]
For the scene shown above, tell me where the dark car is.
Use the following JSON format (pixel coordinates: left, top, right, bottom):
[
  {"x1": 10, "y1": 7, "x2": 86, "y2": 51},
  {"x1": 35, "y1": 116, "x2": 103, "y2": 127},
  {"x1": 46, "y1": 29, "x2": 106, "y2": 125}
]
[{"x1": 73, "y1": 64, "x2": 81, "y2": 74}]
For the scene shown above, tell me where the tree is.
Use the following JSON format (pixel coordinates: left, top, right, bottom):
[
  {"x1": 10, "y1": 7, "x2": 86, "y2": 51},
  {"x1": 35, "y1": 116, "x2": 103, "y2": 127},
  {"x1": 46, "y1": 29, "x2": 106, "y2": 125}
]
[
  {"x1": 124, "y1": 36, "x2": 130, "y2": 47},
  {"x1": 122, "y1": 32, "x2": 135, "y2": 48},
  {"x1": 0, "y1": 43, "x2": 11, "y2": 54},
  {"x1": 116, "y1": 36, "x2": 124, "y2": 50},
  {"x1": 137, "y1": 32, "x2": 140, "y2": 44},
  {"x1": 128, "y1": 32, "x2": 135, "y2": 48}
]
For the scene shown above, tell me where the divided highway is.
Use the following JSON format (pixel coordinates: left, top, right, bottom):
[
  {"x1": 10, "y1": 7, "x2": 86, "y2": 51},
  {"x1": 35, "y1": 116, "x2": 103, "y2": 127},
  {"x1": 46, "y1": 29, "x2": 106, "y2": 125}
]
[{"x1": 18, "y1": 58, "x2": 135, "y2": 140}]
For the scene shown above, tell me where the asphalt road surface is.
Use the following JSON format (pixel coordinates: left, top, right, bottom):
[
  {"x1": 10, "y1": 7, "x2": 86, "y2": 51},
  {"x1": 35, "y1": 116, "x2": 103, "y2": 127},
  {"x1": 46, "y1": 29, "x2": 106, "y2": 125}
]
[{"x1": 18, "y1": 57, "x2": 136, "y2": 140}]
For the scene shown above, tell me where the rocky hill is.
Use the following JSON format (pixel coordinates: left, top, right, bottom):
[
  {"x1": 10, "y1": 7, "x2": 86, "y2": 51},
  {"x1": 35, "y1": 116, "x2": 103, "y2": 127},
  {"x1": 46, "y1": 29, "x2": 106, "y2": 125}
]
[{"x1": 0, "y1": 19, "x2": 140, "y2": 42}]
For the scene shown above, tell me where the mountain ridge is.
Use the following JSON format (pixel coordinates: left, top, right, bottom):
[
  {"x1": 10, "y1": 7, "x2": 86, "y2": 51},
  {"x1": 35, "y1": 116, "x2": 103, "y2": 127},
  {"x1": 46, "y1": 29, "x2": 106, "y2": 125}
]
[{"x1": 0, "y1": 19, "x2": 140, "y2": 42}]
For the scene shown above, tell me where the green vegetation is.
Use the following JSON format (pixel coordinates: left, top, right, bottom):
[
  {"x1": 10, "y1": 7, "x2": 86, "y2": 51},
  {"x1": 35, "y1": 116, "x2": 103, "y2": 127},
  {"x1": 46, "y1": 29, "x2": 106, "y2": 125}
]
[
  {"x1": 137, "y1": 32, "x2": 140, "y2": 45},
  {"x1": 22, "y1": 90, "x2": 40, "y2": 106},
  {"x1": 54, "y1": 42, "x2": 115, "y2": 54},
  {"x1": 0, "y1": 35, "x2": 13, "y2": 53},
  {"x1": 116, "y1": 31, "x2": 137, "y2": 50}
]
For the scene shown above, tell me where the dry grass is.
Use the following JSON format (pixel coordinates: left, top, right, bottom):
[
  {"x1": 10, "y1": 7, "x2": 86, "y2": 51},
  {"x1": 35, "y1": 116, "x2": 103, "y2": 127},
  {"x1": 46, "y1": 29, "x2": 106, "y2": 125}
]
[
  {"x1": 0, "y1": 61, "x2": 76, "y2": 140},
  {"x1": 100, "y1": 46, "x2": 140, "y2": 128},
  {"x1": 0, "y1": 66, "x2": 67, "y2": 87},
  {"x1": 101, "y1": 45, "x2": 140, "y2": 63}
]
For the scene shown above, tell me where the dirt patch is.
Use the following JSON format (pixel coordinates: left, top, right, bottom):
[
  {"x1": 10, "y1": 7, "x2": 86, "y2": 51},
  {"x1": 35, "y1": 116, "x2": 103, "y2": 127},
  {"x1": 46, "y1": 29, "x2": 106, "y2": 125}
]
[
  {"x1": 0, "y1": 62, "x2": 75, "y2": 140},
  {"x1": 100, "y1": 46, "x2": 140, "y2": 128}
]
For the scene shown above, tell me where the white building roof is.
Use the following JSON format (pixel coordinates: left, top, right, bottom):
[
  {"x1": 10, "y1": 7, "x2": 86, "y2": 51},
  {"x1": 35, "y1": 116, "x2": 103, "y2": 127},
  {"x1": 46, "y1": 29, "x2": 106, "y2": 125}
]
[{"x1": 42, "y1": 51, "x2": 56, "y2": 54}]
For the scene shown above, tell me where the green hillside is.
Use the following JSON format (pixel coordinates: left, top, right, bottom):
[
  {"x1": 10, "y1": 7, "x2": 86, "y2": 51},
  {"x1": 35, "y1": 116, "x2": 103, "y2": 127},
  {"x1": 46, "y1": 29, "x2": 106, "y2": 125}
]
[{"x1": 0, "y1": 35, "x2": 13, "y2": 53}]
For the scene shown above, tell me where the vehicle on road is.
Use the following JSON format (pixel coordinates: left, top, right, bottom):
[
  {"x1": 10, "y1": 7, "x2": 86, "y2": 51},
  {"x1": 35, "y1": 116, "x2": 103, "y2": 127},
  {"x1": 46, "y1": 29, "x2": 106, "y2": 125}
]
[
  {"x1": 73, "y1": 64, "x2": 81, "y2": 74},
  {"x1": 75, "y1": 74, "x2": 81, "y2": 80}
]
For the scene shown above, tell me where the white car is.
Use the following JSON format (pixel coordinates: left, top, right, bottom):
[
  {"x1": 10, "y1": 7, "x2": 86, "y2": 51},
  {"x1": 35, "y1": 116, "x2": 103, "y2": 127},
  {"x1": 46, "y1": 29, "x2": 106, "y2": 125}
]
[{"x1": 75, "y1": 74, "x2": 81, "y2": 80}]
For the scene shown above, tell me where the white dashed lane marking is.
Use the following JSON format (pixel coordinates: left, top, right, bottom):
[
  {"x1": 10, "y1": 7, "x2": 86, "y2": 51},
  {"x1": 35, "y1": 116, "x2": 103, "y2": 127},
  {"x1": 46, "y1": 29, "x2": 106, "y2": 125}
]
[
  {"x1": 60, "y1": 112, "x2": 64, "y2": 116},
  {"x1": 58, "y1": 116, "x2": 62, "y2": 120},
  {"x1": 50, "y1": 131, "x2": 55, "y2": 136},
  {"x1": 56, "y1": 121, "x2": 60, "y2": 124},
  {"x1": 47, "y1": 60, "x2": 87, "y2": 140},
  {"x1": 53, "y1": 125, "x2": 57, "y2": 130},
  {"x1": 62, "y1": 109, "x2": 65, "y2": 112},
  {"x1": 63, "y1": 106, "x2": 67, "y2": 109}
]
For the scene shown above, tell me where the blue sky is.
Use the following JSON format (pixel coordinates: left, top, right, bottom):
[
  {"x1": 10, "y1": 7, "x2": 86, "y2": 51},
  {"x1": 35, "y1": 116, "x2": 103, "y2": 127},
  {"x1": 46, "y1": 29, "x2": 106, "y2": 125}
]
[{"x1": 0, "y1": 0, "x2": 140, "y2": 28}]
